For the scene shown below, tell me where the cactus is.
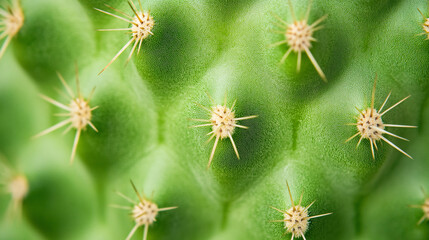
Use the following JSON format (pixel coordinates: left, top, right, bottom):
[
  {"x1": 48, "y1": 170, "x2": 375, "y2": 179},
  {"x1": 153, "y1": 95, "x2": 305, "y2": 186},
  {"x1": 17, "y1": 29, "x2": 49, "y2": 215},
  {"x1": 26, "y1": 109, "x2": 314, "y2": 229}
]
[{"x1": 0, "y1": 0, "x2": 429, "y2": 240}]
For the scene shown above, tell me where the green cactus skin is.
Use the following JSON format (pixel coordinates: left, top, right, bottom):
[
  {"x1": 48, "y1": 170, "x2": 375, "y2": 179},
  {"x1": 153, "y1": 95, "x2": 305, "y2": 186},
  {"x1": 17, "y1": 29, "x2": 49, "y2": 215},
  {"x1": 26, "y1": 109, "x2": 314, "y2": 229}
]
[{"x1": 0, "y1": 0, "x2": 429, "y2": 240}]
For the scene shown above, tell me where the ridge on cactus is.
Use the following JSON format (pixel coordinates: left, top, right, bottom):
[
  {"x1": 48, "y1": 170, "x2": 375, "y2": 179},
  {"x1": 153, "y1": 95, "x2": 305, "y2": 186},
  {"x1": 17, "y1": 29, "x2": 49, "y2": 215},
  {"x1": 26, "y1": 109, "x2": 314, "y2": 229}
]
[
  {"x1": 0, "y1": 0, "x2": 24, "y2": 59},
  {"x1": 95, "y1": 0, "x2": 155, "y2": 75},
  {"x1": 345, "y1": 75, "x2": 417, "y2": 159},
  {"x1": 33, "y1": 66, "x2": 98, "y2": 164},
  {"x1": 112, "y1": 181, "x2": 177, "y2": 240},
  {"x1": 191, "y1": 93, "x2": 257, "y2": 169},
  {"x1": 410, "y1": 187, "x2": 429, "y2": 225},
  {"x1": 270, "y1": 181, "x2": 332, "y2": 240},
  {"x1": 270, "y1": 0, "x2": 327, "y2": 81}
]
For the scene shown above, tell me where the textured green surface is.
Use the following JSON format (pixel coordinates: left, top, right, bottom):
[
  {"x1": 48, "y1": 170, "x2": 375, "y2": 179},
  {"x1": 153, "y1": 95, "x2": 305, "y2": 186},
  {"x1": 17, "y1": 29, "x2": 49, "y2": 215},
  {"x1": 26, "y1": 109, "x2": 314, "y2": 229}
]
[{"x1": 1, "y1": 0, "x2": 429, "y2": 239}]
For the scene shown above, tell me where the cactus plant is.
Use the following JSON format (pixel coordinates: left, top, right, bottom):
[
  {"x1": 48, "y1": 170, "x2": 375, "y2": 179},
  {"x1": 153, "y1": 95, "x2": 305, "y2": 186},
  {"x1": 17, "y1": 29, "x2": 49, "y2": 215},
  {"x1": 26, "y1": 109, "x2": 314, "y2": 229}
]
[{"x1": 1, "y1": 0, "x2": 429, "y2": 240}]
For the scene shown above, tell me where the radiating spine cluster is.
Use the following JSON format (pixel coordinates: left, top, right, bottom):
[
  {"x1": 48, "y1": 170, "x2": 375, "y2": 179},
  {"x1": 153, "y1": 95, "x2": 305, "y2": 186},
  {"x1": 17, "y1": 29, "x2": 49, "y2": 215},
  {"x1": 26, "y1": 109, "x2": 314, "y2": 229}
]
[
  {"x1": 346, "y1": 76, "x2": 416, "y2": 159},
  {"x1": 0, "y1": 159, "x2": 28, "y2": 217},
  {"x1": 0, "y1": 0, "x2": 24, "y2": 59},
  {"x1": 33, "y1": 67, "x2": 98, "y2": 164},
  {"x1": 271, "y1": 0, "x2": 327, "y2": 81},
  {"x1": 270, "y1": 181, "x2": 332, "y2": 240},
  {"x1": 112, "y1": 181, "x2": 177, "y2": 240},
  {"x1": 191, "y1": 93, "x2": 257, "y2": 168},
  {"x1": 417, "y1": 8, "x2": 429, "y2": 40},
  {"x1": 410, "y1": 187, "x2": 429, "y2": 225},
  {"x1": 95, "y1": 0, "x2": 154, "y2": 75}
]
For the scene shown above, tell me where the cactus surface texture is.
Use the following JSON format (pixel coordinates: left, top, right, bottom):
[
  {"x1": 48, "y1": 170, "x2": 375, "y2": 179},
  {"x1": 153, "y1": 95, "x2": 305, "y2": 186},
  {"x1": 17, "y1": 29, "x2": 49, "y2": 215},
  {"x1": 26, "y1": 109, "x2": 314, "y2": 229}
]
[{"x1": 1, "y1": 0, "x2": 429, "y2": 240}]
